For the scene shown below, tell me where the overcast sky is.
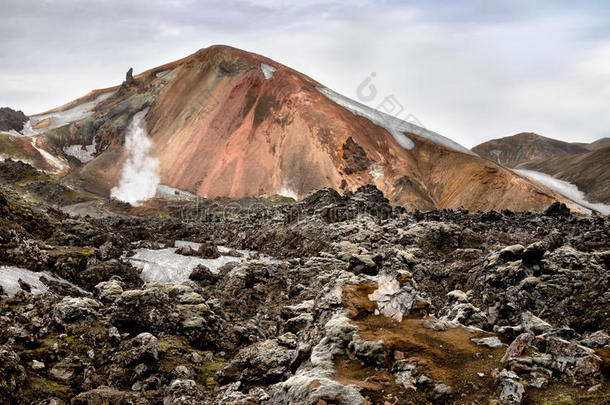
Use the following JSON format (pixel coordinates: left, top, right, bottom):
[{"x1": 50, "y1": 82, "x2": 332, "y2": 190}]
[{"x1": 1, "y1": 0, "x2": 609, "y2": 148}]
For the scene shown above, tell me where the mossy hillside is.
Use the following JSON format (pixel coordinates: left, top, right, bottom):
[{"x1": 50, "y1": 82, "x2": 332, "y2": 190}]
[
  {"x1": 0, "y1": 160, "x2": 94, "y2": 206},
  {"x1": 0, "y1": 133, "x2": 29, "y2": 160}
]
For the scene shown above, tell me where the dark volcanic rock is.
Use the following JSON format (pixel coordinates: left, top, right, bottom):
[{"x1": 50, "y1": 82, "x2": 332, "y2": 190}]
[
  {"x1": 0, "y1": 107, "x2": 28, "y2": 133},
  {"x1": 78, "y1": 259, "x2": 143, "y2": 291},
  {"x1": 125, "y1": 67, "x2": 135, "y2": 85},
  {"x1": 0, "y1": 346, "x2": 27, "y2": 403},
  {"x1": 109, "y1": 284, "x2": 224, "y2": 348},
  {"x1": 342, "y1": 136, "x2": 372, "y2": 174},
  {"x1": 544, "y1": 202, "x2": 571, "y2": 216},
  {"x1": 198, "y1": 241, "x2": 220, "y2": 259},
  {"x1": 189, "y1": 264, "x2": 219, "y2": 286},
  {"x1": 217, "y1": 339, "x2": 295, "y2": 385},
  {"x1": 0, "y1": 169, "x2": 608, "y2": 404}
]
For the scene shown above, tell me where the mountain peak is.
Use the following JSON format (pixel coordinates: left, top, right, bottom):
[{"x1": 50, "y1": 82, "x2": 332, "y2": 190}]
[
  {"x1": 472, "y1": 132, "x2": 588, "y2": 167},
  {"x1": 1, "y1": 46, "x2": 568, "y2": 212}
]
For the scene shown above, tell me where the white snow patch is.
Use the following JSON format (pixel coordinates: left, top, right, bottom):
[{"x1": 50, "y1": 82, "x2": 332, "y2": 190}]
[
  {"x1": 63, "y1": 140, "x2": 96, "y2": 163},
  {"x1": 0, "y1": 266, "x2": 82, "y2": 296},
  {"x1": 125, "y1": 241, "x2": 273, "y2": 284},
  {"x1": 7, "y1": 129, "x2": 23, "y2": 137},
  {"x1": 514, "y1": 169, "x2": 610, "y2": 215},
  {"x1": 368, "y1": 164, "x2": 384, "y2": 183},
  {"x1": 155, "y1": 69, "x2": 170, "y2": 78},
  {"x1": 110, "y1": 108, "x2": 160, "y2": 206},
  {"x1": 156, "y1": 184, "x2": 197, "y2": 199},
  {"x1": 261, "y1": 63, "x2": 277, "y2": 80},
  {"x1": 31, "y1": 137, "x2": 69, "y2": 171},
  {"x1": 317, "y1": 86, "x2": 475, "y2": 155},
  {"x1": 15, "y1": 92, "x2": 113, "y2": 137},
  {"x1": 279, "y1": 187, "x2": 298, "y2": 200},
  {"x1": 489, "y1": 149, "x2": 503, "y2": 164}
]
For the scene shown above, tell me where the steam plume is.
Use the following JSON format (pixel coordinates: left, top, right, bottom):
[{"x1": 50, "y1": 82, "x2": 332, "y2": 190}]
[{"x1": 110, "y1": 108, "x2": 160, "y2": 205}]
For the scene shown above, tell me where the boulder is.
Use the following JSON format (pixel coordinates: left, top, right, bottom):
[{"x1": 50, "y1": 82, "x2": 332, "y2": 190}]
[
  {"x1": 431, "y1": 383, "x2": 452, "y2": 400},
  {"x1": 544, "y1": 202, "x2": 570, "y2": 216},
  {"x1": 522, "y1": 242, "x2": 546, "y2": 265},
  {"x1": 110, "y1": 284, "x2": 223, "y2": 348},
  {"x1": 198, "y1": 241, "x2": 220, "y2": 259},
  {"x1": 188, "y1": 264, "x2": 219, "y2": 286},
  {"x1": 471, "y1": 336, "x2": 505, "y2": 349},
  {"x1": 348, "y1": 253, "x2": 378, "y2": 275},
  {"x1": 368, "y1": 273, "x2": 427, "y2": 322},
  {"x1": 497, "y1": 369, "x2": 525, "y2": 404},
  {"x1": 94, "y1": 279, "x2": 124, "y2": 303},
  {"x1": 0, "y1": 346, "x2": 26, "y2": 402},
  {"x1": 502, "y1": 333, "x2": 535, "y2": 363},
  {"x1": 535, "y1": 335, "x2": 602, "y2": 377},
  {"x1": 162, "y1": 379, "x2": 207, "y2": 405},
  {"x1": 499, "y1": 245, "x2": 525, "y2": 262},
  {"x1": 348, "y1": 335, "x2": 386, "y2": 367},
  {"x1": 71, "y1": 386, "x2": 149, "y2": 405},
  {"x1": 218, "y1": 339, "x2": 295, "y2": 385},
  {"x1": 53, "y1": 297, "x2": 101, "y2": 324},
  {"x1": 580, "y1": 331, "x2": 610, "y2": 349}
]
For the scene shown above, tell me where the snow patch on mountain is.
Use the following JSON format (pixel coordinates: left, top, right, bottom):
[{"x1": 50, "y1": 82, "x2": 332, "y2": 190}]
[
  {"x1": 110, "y1": 108, "x2": 160, "y2": 206},
  {"x1": 261, "y1": 63, "x2": 277, "y2": 80},
  {"x1": 514, "y1": 169, "x2": 610, "y2": 215},
  {"x1": 369, "y1": 164, "x2": 385, "y2": 183},
  {"x1": 156, "y1": 184, "x2": 197, "y2": 199},
  {"x1": 63, "y1": 141, "x2": 96, "y2": 163},
  {"x1": 16, "y1": 92, "x2": 113, "y2": 137},
  {"x1": 317, "y1": 87, "x2": 475, "y2": 156},
  {"x1": 31, "y1": 137, "x2": 69, "y2": 171}
]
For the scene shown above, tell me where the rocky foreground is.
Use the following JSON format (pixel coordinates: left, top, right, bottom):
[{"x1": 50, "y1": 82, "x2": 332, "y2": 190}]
[{"x1": 0, "y1": 177, "x2": 609, "y2": 404}]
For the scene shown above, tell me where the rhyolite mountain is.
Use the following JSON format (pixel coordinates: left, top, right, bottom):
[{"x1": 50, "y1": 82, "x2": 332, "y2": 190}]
[
  {"x1": 0, "y1": 45, "x2": 572, "y2": 211},
  {"x1": 471, "y1": 132, "x2": 593, "y2": 168}
]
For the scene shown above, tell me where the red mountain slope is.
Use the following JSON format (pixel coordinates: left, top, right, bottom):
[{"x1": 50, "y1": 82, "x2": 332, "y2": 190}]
[{"x1": 2, "y1": 45, "x2": 566, "y2": 211}]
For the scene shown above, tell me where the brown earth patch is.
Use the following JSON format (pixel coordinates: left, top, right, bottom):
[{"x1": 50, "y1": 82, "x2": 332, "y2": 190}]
[{"x1": 338, "y1": 282, "x2": 610, "y2": 404}]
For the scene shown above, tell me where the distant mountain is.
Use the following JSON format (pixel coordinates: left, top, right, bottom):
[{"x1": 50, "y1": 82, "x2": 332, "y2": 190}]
[
  {"x1": 585, "y1": 137, "x2": 610, "y2": 151},
  {"x1": 516, "y1": 146, "x2": 610, "y2": 204},
  {"x1": 1, "y1": 45, "x2": 568, "y2": 211},
  {"x1": 471, "y1": 132, "x2": 589, "y2": 167}
]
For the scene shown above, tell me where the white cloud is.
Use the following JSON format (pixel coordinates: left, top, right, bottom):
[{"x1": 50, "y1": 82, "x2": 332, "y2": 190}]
[{"x1": 1, "y1": 0, "x2": 609, "y2": 146}]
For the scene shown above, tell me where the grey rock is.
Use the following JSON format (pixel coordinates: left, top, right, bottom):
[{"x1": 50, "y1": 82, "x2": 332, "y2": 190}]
[
  {"x1": 284, "y1": 313, "x2": 313, "y2": 333},
  {"x1": 580, "y1": 330, "x2": 610, "y2": 348},
  {"x1": 0, "y1": 346, "x2": 26, "y2": 400},
  {"x1": 471, "y1": 336, "x2": 505, "y2": 349},
  {"x1": 53, "y1": 297, "x2": 101, "y2": 324},
  {"x1": 499, "y1": 244, "x2": 525, "y2": 262},
  {"x1": 71, "y1": 386, "x2": 149, "y2": 405},
  {"x1": 497, "y1": 369, "x2": 525, "y2": 404},
  {"x1": 162, "y1": 379, "x2": 207, "y2": 405},
  {"x1": 218, "y1": 339, "x2": 295, "y2": 385},
  {"x1": 431, "y1": 383, "x2": 452, "y2": 400},
  {"x1": 349, "y1": 335, "x2": 385, "y2": 368},
  {"x1": 94, "y1": 279, "x2": 124, "y2": 303},
  {"x1": 32, "y1": 360, "x2": 45, "y2": 370}
]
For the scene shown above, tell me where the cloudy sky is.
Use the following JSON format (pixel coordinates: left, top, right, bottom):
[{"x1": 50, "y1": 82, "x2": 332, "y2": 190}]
[{"x1": 1, "y1": 0, "x2": 609, "y2": 147}]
